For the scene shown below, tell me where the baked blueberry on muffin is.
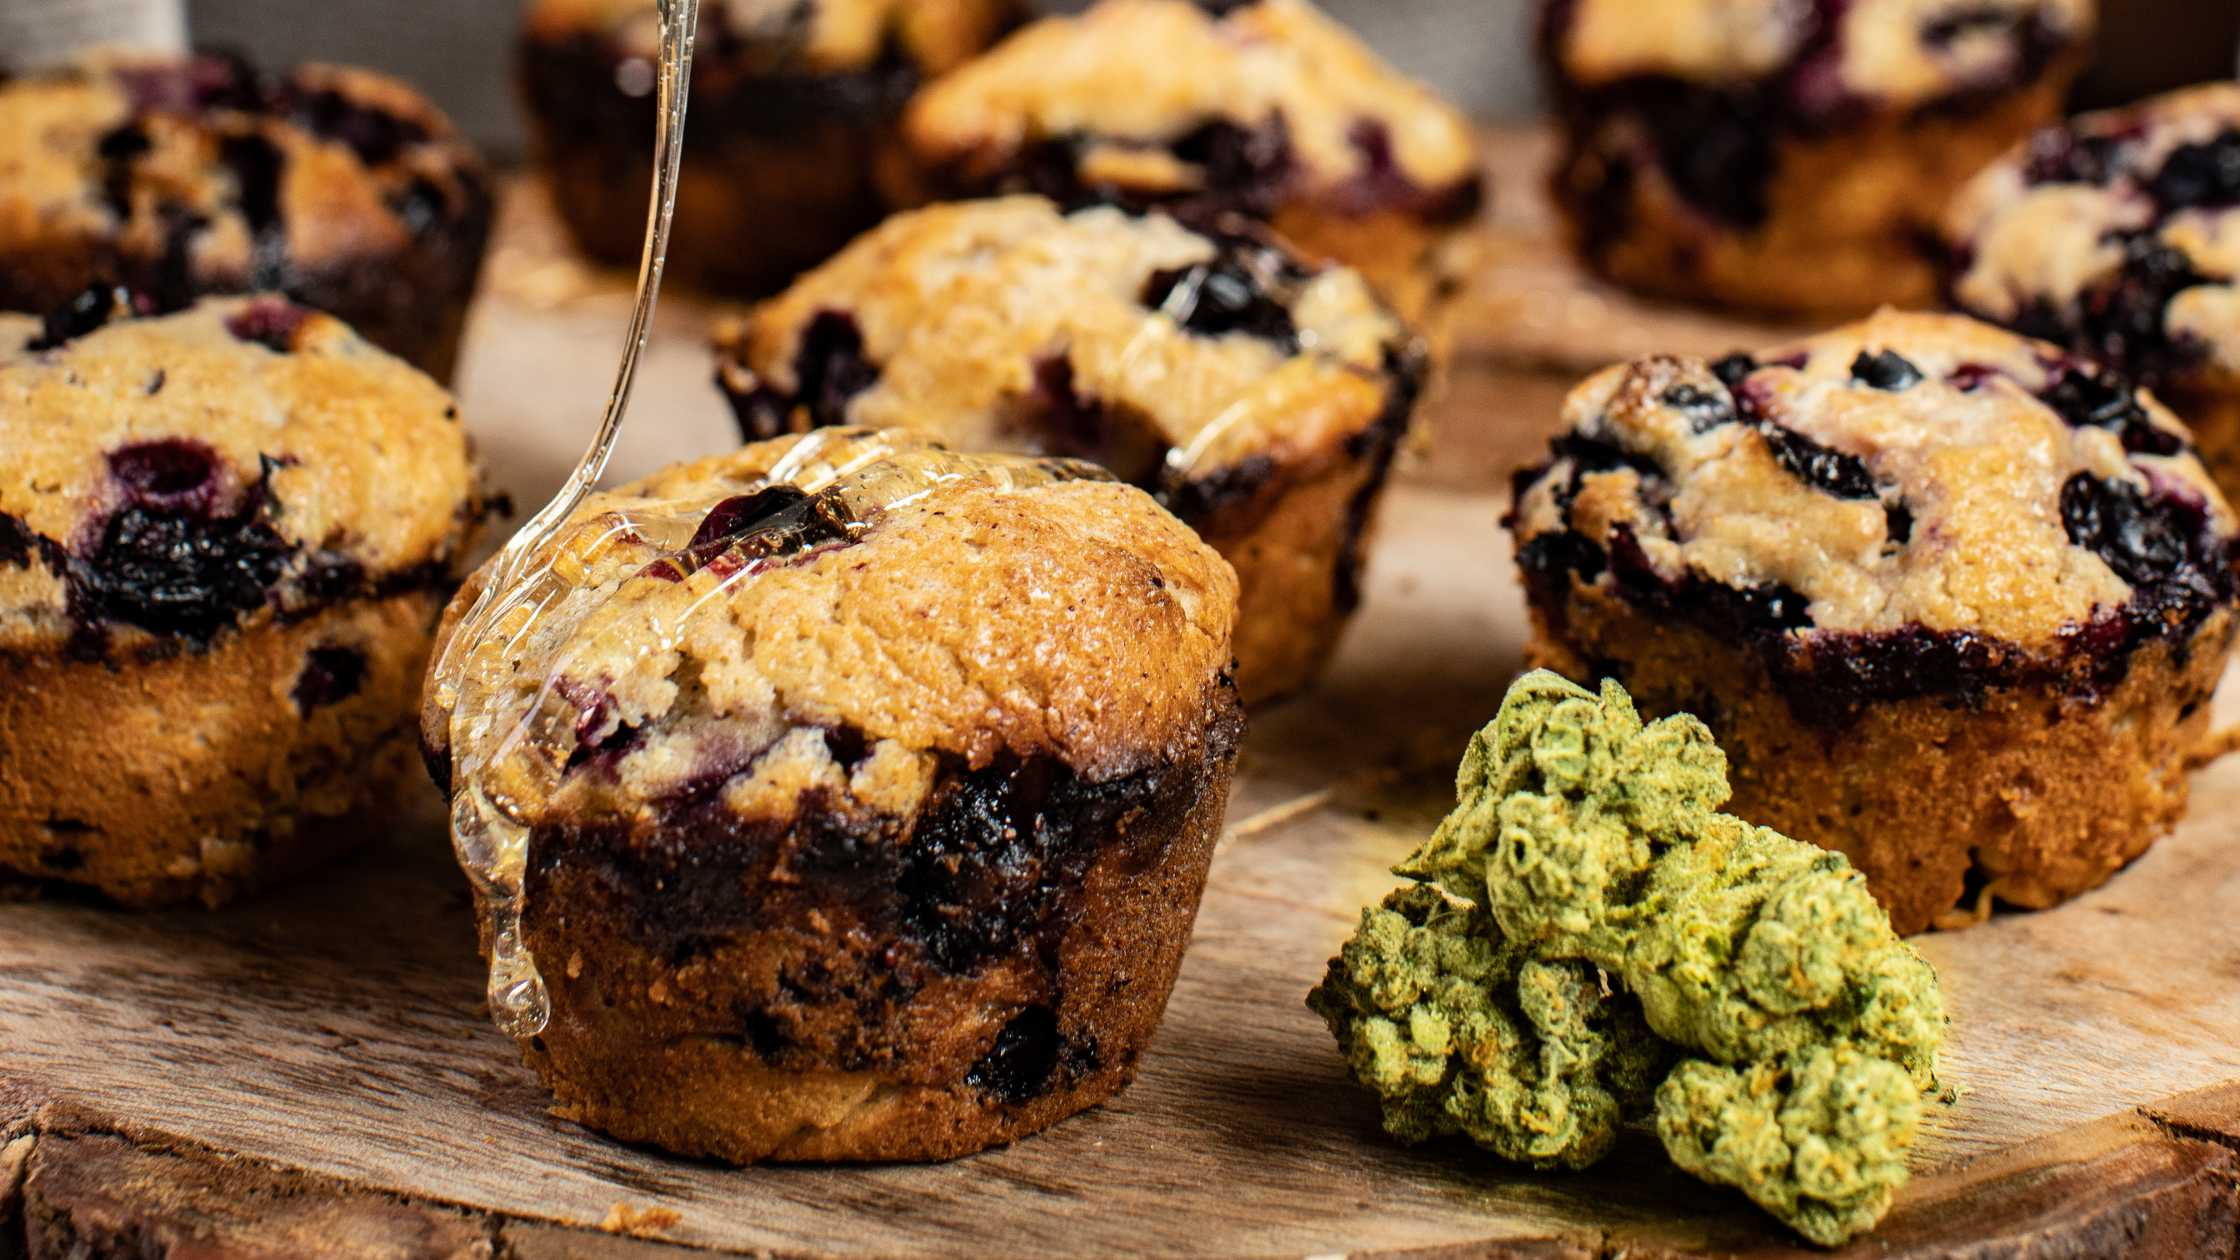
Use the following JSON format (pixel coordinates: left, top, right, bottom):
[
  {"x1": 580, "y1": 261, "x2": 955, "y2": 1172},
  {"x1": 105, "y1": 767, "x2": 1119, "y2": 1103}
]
[
  {"x1": 887, "y1": 0, "x2": 1482, "y2": 335},
  {"x1": 1506, "y1": 310, "x2": 2238, "y2": 935},
  {"x1": 0, "y1": 293, "x2": 484, "y2": 908},
  {"x1": 1543, "y1": 0, "x2": 2094, "y2": 315},
  {"x1": 421, "y1": 427, "x2": 1242, "y2": 1163},
  {"x1": 712, "y1": 195, "x2": 1422, "y2": 705},
  {"x1": 0, "y1": 52, "x2": 492, "y2": 382},
  {"x1": 520, "y1": 0, "x2": 1025, "y2": 297},
  {"x1": 1947, "y1": 82, "x2": 2240, "y2": 506}
]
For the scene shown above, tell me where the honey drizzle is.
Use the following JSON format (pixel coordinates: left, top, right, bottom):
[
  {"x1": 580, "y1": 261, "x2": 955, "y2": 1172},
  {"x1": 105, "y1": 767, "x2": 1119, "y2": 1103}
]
[{"x1": 431, "y1": 0, "x2": 702, "y2": 1038}]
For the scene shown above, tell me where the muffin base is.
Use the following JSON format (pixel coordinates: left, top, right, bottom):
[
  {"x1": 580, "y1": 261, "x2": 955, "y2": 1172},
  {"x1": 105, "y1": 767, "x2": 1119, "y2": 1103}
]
[
  {"x1": 1553, "y1": 65, "x2": 2080, "y2": 317},
  {"x1": 0, "y1": 593, "x2": 444, "y2": 908},
  {"x1": 1191, "y1": 424, "x2": 1402, "y2": 708},
  {"x1": 507, "y1": 701, "x2": 1243, "y2": 1163},
  {"x1": 521, "y1": 40, "x2": 914, "y2": 299},
  {"x1": 1525, "y1": 580, "x2": 2237, "y2": 936}
]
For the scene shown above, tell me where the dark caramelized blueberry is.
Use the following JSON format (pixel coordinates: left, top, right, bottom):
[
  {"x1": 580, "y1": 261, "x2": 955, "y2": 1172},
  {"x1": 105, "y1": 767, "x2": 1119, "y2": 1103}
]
[
  {"x1": 225, "y1": 299, "x2": 311, "y2": 353},
  {"x1": 77, "y1": 503, "x2": 291, "y2": 640},
  {"x1": 96, "y1": 123, "x2": 151, "y2": 220},
  {"x1": 110, "y1": 440, "x2": 219, "y2": 507},
  {"x1": 33, "y1": 285, "x2": 134, "y2": 350},
  {"x1": 690, "y1": 485, "x2": 810, "y2": 550},
  {"x1": 741, "y1": 1009, "x2": 789, "y2": 1059},
  {"x1": 1884, "y1": 502, "x2": 1914, "y2": 545},
  {"x1": 389, "y1": 175, "x2": 448, "y2": 237},
  {"x1": 291, "y1": 644, "x2": 366, "y2": 714},
  {"x1": 1514, "y1": 529, "x2": 1608, "y2": 586},
  {"x1": 793, "y1": 311, "x2": 879, "y2": 429},
  {"x1": 1710, "y1": 353, "x2": 1756, "y2": 387},
  {"x1": 2039, "y1": 365, "x2": 2185, "y2": 456},
  {"x1": 2151, "y1": 128, "x2": 2240, "y2": 210},
  {"x1": 1760, "y1": 426, "x2": 1878, "y2": 500},
  {"x1": 1141, "y1": 241, "x2": 1302, "y2": 349},
  {"x1": 0, "y1": 515, "x2": 34, "y2": 569},
  {"x1": 1661, "y1": 383, "x2": 1737, "y2": 433},
  {"x1": 1922, "y1": 9, "x2": 2020, "y2": 46},
  {"x1": 281, "y1": 85, "x2": 428, "y2": 166},
  {"x1": 1947, "y1": 363, "x2": 2000, "y2": 391},
  {"x1": 968, "y1": 1005, "x2": 1062, "y2": 1104},
  {"x1": 217, "y1": 133, "x2": 285, "y2": 235},
  {"x1": 2022, "y1": 128, "x2": 2122, "y2": 186},
  {"x1": 2060, "y1": 474, "x2": 2186, "y2": 585},
  {"x1": 1850, "y1": 349, "x2": 1923, "y2": 391},
  {"x1": 1168, "y1": 118, "x2": 1294, "y2": 214}
]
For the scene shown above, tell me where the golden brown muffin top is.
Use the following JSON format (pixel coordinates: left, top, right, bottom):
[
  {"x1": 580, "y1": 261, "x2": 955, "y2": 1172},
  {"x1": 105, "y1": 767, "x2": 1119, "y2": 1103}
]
[
  {"x1": 1509, "y1": 310, "x2": 2234, "y2": 649},
  {"x1": 717, "y1": 196, "x2": 1409, "y2": 488},
  {"x1": 1552, "y1": 0, "x2": 2092, "y2": 108},
  {"x1": 525, "y1": 0, "x2": 1020, "y2": 75},
  {"x1": 0, "y1": 52, "x2": 486, "y2": 282},
  {"x1": 901, "y1": 0, "x2": 1476, "y2": 203},
  {"x1": 0, "y1": 296, "x2": 480, "y2": 652},
  {"x1": 428, "y1": 429, "x2": 1239, "y2": 829},
  {"x1": 1946, "y1": 81, "x2": 2240, "y2": 386}
]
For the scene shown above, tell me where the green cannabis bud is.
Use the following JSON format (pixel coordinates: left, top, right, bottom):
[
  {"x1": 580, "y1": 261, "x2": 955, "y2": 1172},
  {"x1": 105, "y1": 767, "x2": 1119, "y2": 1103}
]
[
  {"x1": 1306, "y1": 882, "x2": 1671, "y2": 1169},
  {"x1": 1310, "y1": 671, "x2": 1946, "y2": 1247}
]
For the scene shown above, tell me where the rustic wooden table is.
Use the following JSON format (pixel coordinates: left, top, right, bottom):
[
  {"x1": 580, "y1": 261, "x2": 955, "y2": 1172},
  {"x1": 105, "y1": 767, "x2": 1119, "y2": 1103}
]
[{"x1": 1, "y1": 131, "x2": 2237, "y2": 1258}]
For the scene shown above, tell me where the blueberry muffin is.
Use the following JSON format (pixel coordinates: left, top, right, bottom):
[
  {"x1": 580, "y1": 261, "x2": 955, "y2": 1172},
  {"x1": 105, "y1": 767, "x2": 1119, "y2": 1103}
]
[
  {"x1": 1947, "y1": 82, "x2": 2240, "y2": 508},
  {"x1": 420, "y1": 427, "x2": 1241, "y2": 1163},
  {"x1": 1544, "y1": 0, "x2": 2094, "y2": 315},
  {"x1": 521, "y1": 0, "x2": 1025, "y2": 297},
  {"x1": 712, "y1": 196, "x2": 1422, "y2": 705},
  {"x1": 0, "y1": 51, "x2": 492, "y2": 382},
  {"x1": 1506, "y1": 310, "x2": 2238, "y2": 935},
  {"x1": 887, "y1": 0, "x2": 1482, "y2": 337},
  {"x1": 0, "y1": 293, "x2": 484, "y2": 908}
]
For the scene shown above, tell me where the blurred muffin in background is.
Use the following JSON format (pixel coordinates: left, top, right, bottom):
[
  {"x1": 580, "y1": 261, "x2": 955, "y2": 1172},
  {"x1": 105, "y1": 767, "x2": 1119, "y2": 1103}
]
[
  {"x1": 520, "y1": 0, "x2": 1025, "y2": 298},
  {"x1": 1543, "y1": 0, "x2": 2094, "y2": 316},
  {"x1": 885, "y1": 0, "x2": 1482, "y2": 343},
  {"x1": 0, "y1": 51, "x2": 490, "y2": 382},
  {"x1": 713, "y1": 195, "x2": 1424, "y2": 705},
  {"x1": 1946, "y1": 81, "x2": 2240, "y2": 504}
]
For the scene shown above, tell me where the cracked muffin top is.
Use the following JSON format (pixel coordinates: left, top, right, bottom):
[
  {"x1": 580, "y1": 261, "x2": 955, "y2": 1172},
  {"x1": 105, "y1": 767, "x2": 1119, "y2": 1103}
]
[
  {"x1": 1548, "y1": 0, "x2": 2093, "y2": 109},
  {"x1": 1946, "y1": 81, "x2": 2240, "y2": 389},
  {"x1": 717, "y1": 196, "x2": 1415, "y2": 495},
  {"x1": 0, "y1": 295, "x2": 481, "y2": 654},
  {"x1": 525, "y1": 0, "x2": 1024, "y2": 76},
  {"x1": 1509, "y1": 310, "x2": 2235, "y2": 655},
  {"x1": 898, "y1": 0, "x2": 1478, "y2": 222},
  {"x1": 0, "y1": 51, "x2": 487, "y2": 313},
  {"x1": 425, "y1": 428, "x2": 1240, "y2": 828}
]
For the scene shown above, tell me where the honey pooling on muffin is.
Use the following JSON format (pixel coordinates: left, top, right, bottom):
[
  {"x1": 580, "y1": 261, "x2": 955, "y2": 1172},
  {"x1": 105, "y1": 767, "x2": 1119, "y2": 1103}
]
[{"x1": 435, "y1": 429, "x2": 1112, "y2": 1036}]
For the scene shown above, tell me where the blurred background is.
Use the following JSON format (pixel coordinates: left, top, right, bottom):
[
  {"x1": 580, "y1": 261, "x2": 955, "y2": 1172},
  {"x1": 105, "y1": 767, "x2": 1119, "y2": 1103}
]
[{"x1": 174, "y1": 0, "x2": 2240, "y2": 162}]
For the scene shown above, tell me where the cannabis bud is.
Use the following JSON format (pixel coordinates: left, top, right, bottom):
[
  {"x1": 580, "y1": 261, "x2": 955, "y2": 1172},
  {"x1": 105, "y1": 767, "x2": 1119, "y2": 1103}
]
[{"x1": 1309, "y1": 671, "x2": 1946, "y2": 1246}]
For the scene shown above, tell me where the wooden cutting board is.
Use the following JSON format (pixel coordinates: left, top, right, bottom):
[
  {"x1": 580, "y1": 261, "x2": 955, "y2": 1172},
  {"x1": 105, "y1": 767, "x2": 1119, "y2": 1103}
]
[{"x1": 2, "y1": 136, "x2": 2239, "y2": 1259}]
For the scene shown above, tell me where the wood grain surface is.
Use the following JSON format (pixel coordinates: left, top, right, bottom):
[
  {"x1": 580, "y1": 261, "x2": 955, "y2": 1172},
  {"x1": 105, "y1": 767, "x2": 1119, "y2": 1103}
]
[{"x1": 1, "y1": 133, "x2": 2238, "y2": 1258}]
